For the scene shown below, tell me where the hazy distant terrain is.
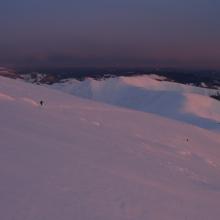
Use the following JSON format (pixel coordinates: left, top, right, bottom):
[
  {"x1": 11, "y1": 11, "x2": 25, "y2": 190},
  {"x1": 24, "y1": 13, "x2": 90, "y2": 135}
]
[{"x1": 1, "y1": 67, "x2": 220, "y2": 89}]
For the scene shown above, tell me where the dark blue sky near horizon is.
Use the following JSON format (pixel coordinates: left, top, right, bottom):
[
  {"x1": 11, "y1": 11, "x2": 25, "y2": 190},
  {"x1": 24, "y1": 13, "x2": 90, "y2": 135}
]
[{"x1": 0, "y1": 0, "x2": 220, "y2": 69}]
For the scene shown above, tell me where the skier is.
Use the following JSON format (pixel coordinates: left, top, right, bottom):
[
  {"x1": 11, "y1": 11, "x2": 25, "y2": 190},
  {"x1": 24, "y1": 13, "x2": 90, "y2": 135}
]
[{"x1": 40, "y1": 100, "x2": 44, "y2": 106}]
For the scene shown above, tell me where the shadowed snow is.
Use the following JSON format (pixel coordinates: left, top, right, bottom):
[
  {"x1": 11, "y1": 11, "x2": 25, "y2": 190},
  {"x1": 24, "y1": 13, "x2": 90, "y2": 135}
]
[{"x1": 51, "y1": 75, "x2": 220, "y2": 131}]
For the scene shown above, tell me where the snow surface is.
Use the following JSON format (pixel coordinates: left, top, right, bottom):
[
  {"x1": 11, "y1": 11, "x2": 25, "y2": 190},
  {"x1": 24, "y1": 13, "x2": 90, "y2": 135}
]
[
  {"x1": 51, "y1": 75, "x2": 220, "y2": 131},
  {"x1": 0, "y1": 76, "x2": 220, "y2": 220}
]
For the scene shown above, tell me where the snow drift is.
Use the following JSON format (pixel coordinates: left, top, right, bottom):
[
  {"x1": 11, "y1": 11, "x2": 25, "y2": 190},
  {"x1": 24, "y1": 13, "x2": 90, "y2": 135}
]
[
  {"x1": 0, "y1": 76, "x2": 220, "y2": 220},
  {"x1": 51, "y1": 75, "x2": 220, "y2": 131}
]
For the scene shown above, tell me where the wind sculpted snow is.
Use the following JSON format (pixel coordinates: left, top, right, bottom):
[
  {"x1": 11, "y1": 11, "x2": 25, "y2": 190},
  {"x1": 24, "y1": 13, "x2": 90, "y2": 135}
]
[
  {"x1": 0, "y1": 76, "x2": 220, "y2": 220},
  {"x1": 51, "y1": 75, "x2": 220, "y2": 131}
]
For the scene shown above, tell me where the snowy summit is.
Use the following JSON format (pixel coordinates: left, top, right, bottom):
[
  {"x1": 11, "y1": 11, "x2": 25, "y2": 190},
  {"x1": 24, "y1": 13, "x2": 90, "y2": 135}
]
[{"x1": 0, "y1": 75, "x2": 220, "y2": 220}]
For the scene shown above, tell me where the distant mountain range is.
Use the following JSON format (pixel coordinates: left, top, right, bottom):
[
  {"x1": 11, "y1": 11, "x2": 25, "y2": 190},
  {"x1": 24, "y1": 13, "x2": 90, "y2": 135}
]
[{"x1": 1, "y1": 67, "x2": 220, "y2": 90}]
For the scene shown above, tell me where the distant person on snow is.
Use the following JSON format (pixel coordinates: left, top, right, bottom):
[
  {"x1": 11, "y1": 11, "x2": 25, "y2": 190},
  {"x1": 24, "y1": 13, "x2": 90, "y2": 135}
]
[{"x1": 40, "y1": 100, "x2": 44, "y2": 106}]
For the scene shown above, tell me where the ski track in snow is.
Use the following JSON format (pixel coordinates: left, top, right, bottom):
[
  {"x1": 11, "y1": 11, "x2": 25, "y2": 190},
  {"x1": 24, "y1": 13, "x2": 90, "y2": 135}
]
[
  {"x1": 0, "y1": 76, "x2": 220, "y2": 220},
  {"x1": 0, "y1": 92, "x2": 15, "y2": 101}
]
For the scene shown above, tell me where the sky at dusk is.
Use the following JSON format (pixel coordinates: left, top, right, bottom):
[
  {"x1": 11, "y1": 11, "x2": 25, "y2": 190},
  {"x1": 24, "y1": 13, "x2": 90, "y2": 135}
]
[{"x1": 0, "y1": 0, "x2": 220, "y2": 69}]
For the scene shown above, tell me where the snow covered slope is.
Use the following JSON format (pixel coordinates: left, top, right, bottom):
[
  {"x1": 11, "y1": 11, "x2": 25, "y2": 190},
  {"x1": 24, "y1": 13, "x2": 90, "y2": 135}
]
[
  {"x1": 0, "y1": 76, "x2": 220, "y2": 220},
  {"x1": 51, "y1": 75, "x2": 220, "y2": 131}
]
